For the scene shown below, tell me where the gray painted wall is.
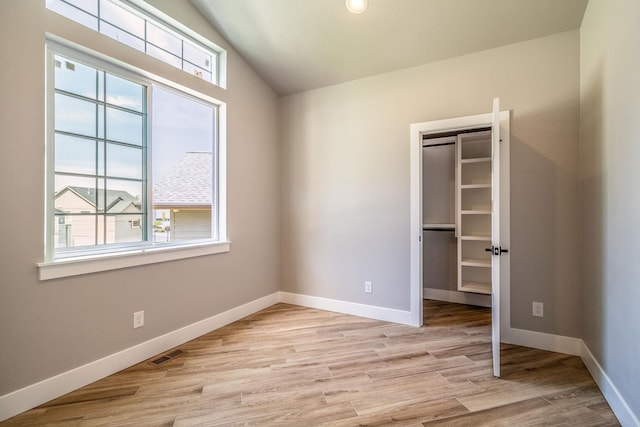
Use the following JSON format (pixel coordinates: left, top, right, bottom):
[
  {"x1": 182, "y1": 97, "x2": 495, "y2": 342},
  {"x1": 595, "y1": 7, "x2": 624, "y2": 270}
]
[
  {"x1": 280, "y1": 30, "x2": 582, "y2": 337},
  {"x1": 0, "y1": 0, "x2": 280, "y2": 395},
  {"x1": 580, "y1": 0, "x2": 640, "y2": 415}
]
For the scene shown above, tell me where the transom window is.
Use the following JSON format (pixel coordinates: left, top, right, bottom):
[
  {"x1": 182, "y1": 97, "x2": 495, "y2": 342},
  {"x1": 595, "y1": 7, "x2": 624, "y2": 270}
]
[
  {"x1": 46, "y1": 0, "x2": 221, "y2": 85},
  {"x1": 47, "y1": 44, "x2": 220, "y2": 262}
]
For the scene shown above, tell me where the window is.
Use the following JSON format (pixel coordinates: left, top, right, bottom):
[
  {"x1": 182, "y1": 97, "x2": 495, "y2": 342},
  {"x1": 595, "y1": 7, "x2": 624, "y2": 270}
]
[
  {"x1": 45, "y1": 0, "x2": 222, "y2": 86},
  {"x1": 42, "y1": 42, "x2": 227, "y2": 279}
]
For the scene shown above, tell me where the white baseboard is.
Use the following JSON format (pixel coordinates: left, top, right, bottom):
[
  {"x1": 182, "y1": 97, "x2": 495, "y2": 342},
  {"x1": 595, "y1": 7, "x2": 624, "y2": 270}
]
[
  {"x1": 423, "y1": 288, "x2": 492, "y2": 307},
  {"x1": 502, "y1": 327, "x2": 582, "y2": 356},
  {"x1": 279, "y1": 291, "x2": 413, "y2": 326},
  {"x1": 0, "y1": 292, "x2": 280, "y2": 423},
  {"x1": 580, "y1": 341, "x2": 639, "y2": 427}
]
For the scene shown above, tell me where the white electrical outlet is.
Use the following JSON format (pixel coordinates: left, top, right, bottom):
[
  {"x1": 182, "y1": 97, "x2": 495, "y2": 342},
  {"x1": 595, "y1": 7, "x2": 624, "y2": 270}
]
[
  {"x1": 133, "y1": 310, "x2": 144, "y2": 328},
  {"x1": 532, "y1": 302, "x2": 544, "y2": 317},
  {"x1": 364, "y1": 281, "x2": 373, "y2": 294}
]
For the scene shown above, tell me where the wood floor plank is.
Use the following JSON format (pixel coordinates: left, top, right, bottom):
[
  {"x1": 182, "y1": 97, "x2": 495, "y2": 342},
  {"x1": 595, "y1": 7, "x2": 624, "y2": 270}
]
[
  {"x1": 329, "y1": 397, "x2": 468, "y2": 426},
  {"x1": 429, "y1": 341, "x2": 492, "y2": 359},
  {"x1": 424, "y1": 396, "x2": 618, "y2": 427},
  {"x1": 423, "y1": 397, "x2": 553, "y2": 426},
  {"x1": 0, "y1": 301, "x2": 620, "y2": 426}
]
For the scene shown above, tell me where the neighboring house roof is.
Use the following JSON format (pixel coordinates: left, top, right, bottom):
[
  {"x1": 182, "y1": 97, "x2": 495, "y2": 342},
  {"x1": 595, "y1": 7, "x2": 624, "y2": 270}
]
[
  {"x1": 153, "y1": 151, "x2": 212, "y2": 209},
  {"x1": 55, "y1": 186, "x2": 141, "y2": 214}
]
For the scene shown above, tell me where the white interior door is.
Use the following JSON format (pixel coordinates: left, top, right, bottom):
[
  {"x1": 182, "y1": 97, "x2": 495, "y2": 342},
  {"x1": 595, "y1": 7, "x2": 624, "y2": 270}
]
[{"x1": 491, "y1": 97, "x2": 501, "y2": 377}]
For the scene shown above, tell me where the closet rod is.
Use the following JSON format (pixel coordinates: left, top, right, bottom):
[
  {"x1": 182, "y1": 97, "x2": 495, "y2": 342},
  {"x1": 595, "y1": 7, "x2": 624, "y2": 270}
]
[
  {"x1": 422, "y1": 141, "x2": 455, "y2": 148},
  {"x1": 422, "y1": 227, "x2": 455, "y2": 232}
]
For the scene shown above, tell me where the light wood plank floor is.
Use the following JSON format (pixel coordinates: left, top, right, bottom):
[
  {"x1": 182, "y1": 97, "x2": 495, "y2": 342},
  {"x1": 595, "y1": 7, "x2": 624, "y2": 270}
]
[{"x1": 2, "y1": 300, "x2": 619, "y2": 426}]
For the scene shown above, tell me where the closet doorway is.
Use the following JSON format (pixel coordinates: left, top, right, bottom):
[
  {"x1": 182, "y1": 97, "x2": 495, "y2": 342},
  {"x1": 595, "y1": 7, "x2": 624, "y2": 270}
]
[{"x1": 409, "y1": 99, "x2": 510, "y2": 377}]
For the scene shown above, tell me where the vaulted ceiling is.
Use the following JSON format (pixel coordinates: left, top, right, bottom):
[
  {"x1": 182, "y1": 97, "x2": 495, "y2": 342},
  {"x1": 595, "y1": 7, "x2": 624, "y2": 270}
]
[{"x1": 191, "y1": 0, "x2": 588, "y2": 96}]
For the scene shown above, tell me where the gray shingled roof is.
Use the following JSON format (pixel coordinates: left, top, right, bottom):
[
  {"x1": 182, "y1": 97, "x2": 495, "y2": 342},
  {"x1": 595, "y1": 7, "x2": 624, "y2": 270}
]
[
  {"x1": 58, "y1": 187, "x2": 140, "y2": 213},
  {"x1": 152, "y1": 151, "x2": 212, "y2": 208}
]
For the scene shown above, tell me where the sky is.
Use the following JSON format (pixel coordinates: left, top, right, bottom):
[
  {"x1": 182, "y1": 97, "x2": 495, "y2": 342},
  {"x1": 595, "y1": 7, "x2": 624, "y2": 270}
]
[{"x1": 152, "y1": 86, "x2": 215, "y2": 182}]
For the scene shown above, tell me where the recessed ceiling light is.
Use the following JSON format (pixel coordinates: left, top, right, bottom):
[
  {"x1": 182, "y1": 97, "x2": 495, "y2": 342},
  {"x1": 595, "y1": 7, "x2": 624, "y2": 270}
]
[{"x1": 346, "y1": 0, "x2": 368, "y2": 14}]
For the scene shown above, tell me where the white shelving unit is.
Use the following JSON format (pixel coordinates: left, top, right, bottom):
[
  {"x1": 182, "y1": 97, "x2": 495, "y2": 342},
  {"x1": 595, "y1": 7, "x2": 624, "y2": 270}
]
[{"x1": 457, "y1": 130, "x2": 493, "y2": 294}]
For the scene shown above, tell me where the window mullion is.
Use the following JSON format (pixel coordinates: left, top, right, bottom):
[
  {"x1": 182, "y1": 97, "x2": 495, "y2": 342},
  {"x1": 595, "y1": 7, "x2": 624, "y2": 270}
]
[
  {"x1": 95, "y1": 74, "x2": 100, "y2": 246},
  {"x1": 46, "y1": 49, "x2": 57, "y2": 262},
  {"x1": 97, "y1": 0, "x2": 101, "y2": 33},
  {"x1": 144, "y1": 85, "x2": 151, "y2": 245},
  {"x1": 181, "y1": 39, "x2": 185, "y2": 73},
  {"x1": 100, "y1": 69, "x2": 106, "y2": 246}
]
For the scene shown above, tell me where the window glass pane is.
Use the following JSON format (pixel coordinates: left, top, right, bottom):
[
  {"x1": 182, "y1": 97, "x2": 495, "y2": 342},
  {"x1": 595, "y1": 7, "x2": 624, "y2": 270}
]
[
  {"x1": 54, "y1": 93, "x2": 98, "y2": 137},
  {"x1": 152, "y1": 87, "x2": 214, "y2": 242},
  {"x1": 183, "y1": 42, "x2": 212, "y2": 72},
  {"x1": 55, "y1": 55, "x2": 98, "y2": 99},
  {"x1": 54, "y1": 214, "x2": 71, "y2": 248},
  {"x1": 46, "y1": 0, "x2": 98, "y2": 30},
  {"x1": 147, "y1": 23, "x2": 182, "y2": 57},
  {"x1": 96, "y1": 215, "x2": 106, "y2": 245},
  {"x1": 103, "y1": 214, "x2": 144, "y2": 244},
  {"x1": 55, "y1": 214, "x2": 97, "y2": 248},
  {"x1": 106, "y1": 143, "x2": 143, "y2": 179},
  {"x1": 63, "y1": 0, "x2": 98, "y2": 16},
  {"x1": 147, "y1": 44, "x2": 182, "y2": 69},
  {"x1": 106, "y1": 107, "x2": 143, "y2": 145},
  {"x1": 54, "y1": 175, "x2": 98, "y2": 213},
  {"x1": 55, "y1": 134, "x2": 97, "y2": 175},
  {"x1": 106, "y1": 74, "x2": 143, "y2": 112},
  {"x1": 99, "y1": 0, "x2": 145, "y2": 39},
  {"x1": 106, "y1": 179, "x2": 143, "y2": 213},
  {"x1": 183, "y1": 62, "x2": 212, "y2": 82},
  {"x1": 100, "y1": 21, "x2": 145, "y2": 52}
]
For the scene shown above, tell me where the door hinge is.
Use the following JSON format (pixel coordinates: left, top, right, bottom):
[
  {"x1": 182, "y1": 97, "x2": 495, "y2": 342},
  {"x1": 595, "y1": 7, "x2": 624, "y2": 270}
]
[{"x1": 485, "y1": 246, "x2": 508, "y2": 256}]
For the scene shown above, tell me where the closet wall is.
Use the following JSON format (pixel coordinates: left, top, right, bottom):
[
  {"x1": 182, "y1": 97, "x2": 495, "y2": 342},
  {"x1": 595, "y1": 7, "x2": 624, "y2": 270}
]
[{"x1": 422, "y1": 140, "x2": 457, "y2": 294}]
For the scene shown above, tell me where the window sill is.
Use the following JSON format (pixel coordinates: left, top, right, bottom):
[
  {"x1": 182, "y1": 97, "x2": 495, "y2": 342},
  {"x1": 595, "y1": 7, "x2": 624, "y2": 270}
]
[{"x1": 37, "y1": 241, "x2": 231, "y2": 281}]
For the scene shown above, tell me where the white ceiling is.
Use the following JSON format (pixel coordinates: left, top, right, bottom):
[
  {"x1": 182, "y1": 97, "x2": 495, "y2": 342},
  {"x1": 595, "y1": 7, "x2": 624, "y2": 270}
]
[{"x1": 191, "y1": 0, "x2": 588, "y2": 96}]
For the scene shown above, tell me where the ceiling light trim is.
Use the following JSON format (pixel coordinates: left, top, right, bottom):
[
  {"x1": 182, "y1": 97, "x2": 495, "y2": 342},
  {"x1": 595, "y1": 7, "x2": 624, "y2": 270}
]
[{"x1": 346, "y1": 0, "x2": 368, "y2": 14}]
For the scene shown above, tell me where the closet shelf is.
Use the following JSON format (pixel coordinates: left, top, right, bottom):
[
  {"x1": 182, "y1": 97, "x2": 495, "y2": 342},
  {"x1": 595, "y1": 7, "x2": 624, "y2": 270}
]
[
  {"x1": 459, "y1": 281, "x2": 492, "y2": 294},
  {"x1": 461, "y1": 184, "x2": 491, "y2": 189},
  {"x1": 422, "y1": 223, "x2": 456, "y2": 231},
  {"x1": 460, "y1": 210, "x2": 491, "y2": 215},
  {"x1": 461, "y1": 181, "x2": 491, "y2": 187},
  {"x1": 461, "y1": 258, "x2": 491, "y2": 268},
  {"x1": 459, "y1": 235, "x2": 491, "y2": 241},
  {"x1": 460, "y1": 157, "x2": 491, "y2": 164}
]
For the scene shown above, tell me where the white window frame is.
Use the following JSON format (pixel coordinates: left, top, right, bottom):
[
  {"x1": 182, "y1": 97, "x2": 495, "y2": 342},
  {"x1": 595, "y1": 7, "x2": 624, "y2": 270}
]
[{"x1": 38, "y1": 39, "x2": 228, "y2": 281}]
